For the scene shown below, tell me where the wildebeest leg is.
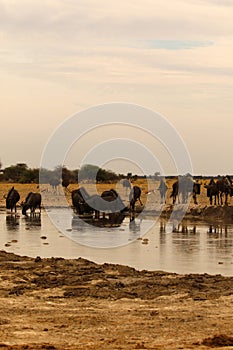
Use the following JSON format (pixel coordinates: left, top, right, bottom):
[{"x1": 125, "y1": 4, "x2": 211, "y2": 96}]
[
  {"x1": 220, "y1": 193, "x2": 223, "y2": 205},
  {"x1": 172, "y1": 195, "x2": 176, "y2": 205},
  {"x1": 94, "y1": 210, "x2": 100, "y2": 219},
  {"x1": 193, "y1": 192, "x2": 197, "y2": 205},
  {"x1": 130, "y1": 201, "x2": 135, "y2": 212}
]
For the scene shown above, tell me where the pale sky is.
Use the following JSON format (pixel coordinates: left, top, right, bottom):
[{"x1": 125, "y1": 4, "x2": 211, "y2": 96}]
[{"x1": 0, "y1": 0, "x2": 232, "y2": 175}]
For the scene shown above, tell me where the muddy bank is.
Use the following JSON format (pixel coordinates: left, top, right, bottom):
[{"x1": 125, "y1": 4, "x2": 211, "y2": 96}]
[
  {"x1": 0, "y1": 250, "x2": 233, "y2": 349},
  {"x1": 1, "y1": 251, "x2": 233, "y2": 300}
]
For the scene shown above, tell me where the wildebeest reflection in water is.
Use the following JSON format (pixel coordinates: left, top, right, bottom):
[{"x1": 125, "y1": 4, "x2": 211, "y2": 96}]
[
  {"x1": 24, "y1": 214, "x2": 41, "y2": 228},
  {"x1": 208, "y1": 224, "x2": 228, "y2": 235},
  {"x1": 173, "y1": 223, "x2": 197, "y2": 234},
  {"x1": 72, "y1": 211, "x2": 126, "y2": 228},
  {"x1": 129, "y1": 215, "x2": 141, "y2": 232},
  {"x1": 159, "y1": 221, "x2": 197, "y2": 234},
  {"x1": 6, "y1": 215, "x2": 20, "y2": 231}
]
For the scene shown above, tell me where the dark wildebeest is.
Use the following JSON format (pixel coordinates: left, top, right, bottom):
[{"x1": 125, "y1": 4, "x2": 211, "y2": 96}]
[
  {"x1": 216, "y1": 176, "x2": 232, "y2": 205},
  {"x1": 6, "y1": 187, "x2": 20, "y2": 213},
  {"x1": 72, "y1": 187, "x2": 127, "y2": 219},
  {"x1": 129, "y1": 186, "x2": 143, "y2": 212},
  {"x1": 62, "y1": 178, "x2": 70, "y2": 192},
  {"x1": 205, "y1": 178, "x2": 219, "y2": 205},
  {"x1": 71, "y1": 187, "x2": 93, "y2": 215},
  {"x1": 101, "y1": 189, "x2": 127, "y2": 215},
  {"x1": 170, "y1": 176, "x2": 200, "y2": 205},
  {"x1": 158, "y1": 177, "x2": 168, "y2": 204},
  {"x1": 22, "y1": 193, "x2": 41, "y2": 215},
  {"x1": 122, "y1": 179, "x2": 131, "y2": 194}
]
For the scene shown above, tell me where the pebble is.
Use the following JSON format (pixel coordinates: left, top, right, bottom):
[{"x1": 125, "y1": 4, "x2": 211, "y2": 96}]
[{"x1": 34, "y1": 256, "x2": 42, "y2": 262}]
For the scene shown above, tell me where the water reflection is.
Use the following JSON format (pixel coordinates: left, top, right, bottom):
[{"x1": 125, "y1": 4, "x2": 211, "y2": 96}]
[
  {"x1": 173, "y1": 224, "x2": 197, "y2": 234},
  {"x1": 72, "y1": 212, "x2": 126, "y2": 228},
  {"x1": 24, "y1": 214, "x2": 41, "y2": 228},
  {"x1": 6, "y1": 215, "x2": 20, "y2": 231},
  {"x1": 1, "y1": 209, "x2": 233, "y2": 275},
  {"x1": 208, "y1": 224, "x2": 228, "y2": 235},
  {"x1": 159, "y1": 220, "x2": 197, "y2": 234},
  {"x1": 129, "y1": 215, "x2": 141, "y2": 233},
  {"x1": 206, "y1": 224, "x2": 232, "y2": 252}
]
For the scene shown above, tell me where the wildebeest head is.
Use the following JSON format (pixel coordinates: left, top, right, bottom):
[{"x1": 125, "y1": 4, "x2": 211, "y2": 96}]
[{"x1": 22, "y1": 192, "x2": 41, "y2": 215}]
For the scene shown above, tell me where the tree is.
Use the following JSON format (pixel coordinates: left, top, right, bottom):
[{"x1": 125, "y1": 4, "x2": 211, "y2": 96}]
[{"x1": 78, "y1": 164, "x2": 118, "y2": 183}]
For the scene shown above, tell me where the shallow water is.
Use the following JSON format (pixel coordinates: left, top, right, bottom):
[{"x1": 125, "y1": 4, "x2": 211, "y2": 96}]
[{"x1": 0, "y1": 208, "x2": 233, "y2": 276}]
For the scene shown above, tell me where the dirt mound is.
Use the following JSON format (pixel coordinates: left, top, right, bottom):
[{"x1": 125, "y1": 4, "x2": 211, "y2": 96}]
[
  {"x1": 0, "y1": 345, "x2": 56, "y2": 350},
  {"x1": 202, "y1": 334, "x2": 233, "y2": 347},
  {"x1": 0, "y1": 251, "x2": 233, "y2": 301}
]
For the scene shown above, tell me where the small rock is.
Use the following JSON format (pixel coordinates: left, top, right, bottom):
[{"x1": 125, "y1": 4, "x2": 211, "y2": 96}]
[
  {"x1": 35, "y1": 256, "x2": 42, "y2": 262},
  {"x1": 41, "y1": 236, "x2": 47, "y2": 239},
  {"x1": 150, "y1": 310, "x2": 159, "y2": 316}
]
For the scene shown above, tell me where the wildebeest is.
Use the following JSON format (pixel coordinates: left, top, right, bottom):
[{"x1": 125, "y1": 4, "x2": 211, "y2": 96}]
[
  {"x1": 62, "y1": 178, "x2": 70, "y2": 190},
  {"x1": 158, "y1": 177, "x2": 168, "y2": 204},
  {"x1": 5, "y1": 187, "x2": 20, "y2": 212},
  {"x1": 216, "y1": 176, "x2": 232, "y2": 205},
  {"x1": 170, "y1": 176, "x2": 200, "y2": 205},
  {"x1": 122, "y1": 179, "x2": 131, "y2": 194},
  {"x1": 129, "y1": 186, "x2": 143, "y2": 211},
  {"x1": 49, "y1": 177, "x2": 60, "y2": 193},
  {"x1": 100, "y1": 189, "x2": 127, "y2": 215},
  {"x1": 205, "y1": 178, "x2": 219, "y2": 205},
  {"x1": 72, "y1": 187, "x2": 127, "y2": 218},
  {"x1": 22, "y1": 193, "x2": 41, "y2": 215},
  {"x1": 71, "y1": 187, "x2": 94, "y2": 215}
]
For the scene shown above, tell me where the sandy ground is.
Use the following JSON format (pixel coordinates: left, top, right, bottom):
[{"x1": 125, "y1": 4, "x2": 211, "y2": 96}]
[
  {"x1": 1, "y1": 181, "x2": 233, "y2": 349},
  {"x1": 0, "y1": 251, "x2": 233, "y2": 350}
]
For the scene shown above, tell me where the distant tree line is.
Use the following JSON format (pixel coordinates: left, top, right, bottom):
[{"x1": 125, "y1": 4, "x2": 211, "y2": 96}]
[
  {"x1": 0, "y1": 163, "x2": 127, "y2": 184},
  {"x1": 0, "y1": 163, "x2": 39, "y2": 183},
  {"x1": 0, "y1": 162, "x2": 171, "y2": 184}
]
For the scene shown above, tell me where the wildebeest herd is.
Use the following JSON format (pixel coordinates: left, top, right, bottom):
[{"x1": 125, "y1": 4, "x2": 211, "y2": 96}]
[
  {"x1": 5, "y1": 187, "x2": 41, "y2": 215},
  {"x1": 3, "y1": 175, "x2": 233, "y2": 220}
]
